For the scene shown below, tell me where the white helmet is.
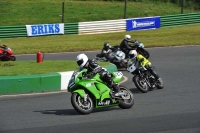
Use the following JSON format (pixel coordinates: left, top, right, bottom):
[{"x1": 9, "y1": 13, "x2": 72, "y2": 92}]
[
  {"x1": 124, "y1": 35, "x2": 131, "y2": 41},
  {"x1": 129, "y1": 50, "x2": 137, "y2": 58},
  {"x1": 76, "y1": 53, "x2": 88, "y2": 68}
]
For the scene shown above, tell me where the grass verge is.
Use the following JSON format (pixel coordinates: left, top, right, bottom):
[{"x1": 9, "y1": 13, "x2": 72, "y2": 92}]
[
  {"x1": 0, "y1": 60, "x2": 110, "y2": 76},
  {"x1": 1, "y1": 24, "x2": 200, "y2": 55}
]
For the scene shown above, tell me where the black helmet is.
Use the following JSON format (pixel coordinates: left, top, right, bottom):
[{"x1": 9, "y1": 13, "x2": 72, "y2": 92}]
[{"x1": 103, "y1": 42, "x2": 110, "y2": 50}]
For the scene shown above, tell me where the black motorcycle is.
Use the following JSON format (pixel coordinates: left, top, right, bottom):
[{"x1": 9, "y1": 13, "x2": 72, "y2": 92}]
[
  {"x1": 113, "y1": 40, "x2": 150, "y2": 59},
  {"x1": 127, "y1": 57, "x2": 164, "y2": 93}
]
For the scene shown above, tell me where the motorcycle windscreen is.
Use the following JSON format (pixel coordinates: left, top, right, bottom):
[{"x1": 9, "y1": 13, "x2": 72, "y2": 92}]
[{"x1": 127, "y1": 58, "x2": 139, "y2": 73}]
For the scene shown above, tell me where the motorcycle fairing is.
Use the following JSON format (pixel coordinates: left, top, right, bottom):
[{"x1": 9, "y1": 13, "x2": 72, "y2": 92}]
[
  {"x1": 112, "y1": 71, "x2": 123, "y2": 83},
  {"x1": 96, "y1": 98, "x2": 119, "y2": 108},
  {"x1": 70, "y1": 78, "x2": 111, "y2": 101}
]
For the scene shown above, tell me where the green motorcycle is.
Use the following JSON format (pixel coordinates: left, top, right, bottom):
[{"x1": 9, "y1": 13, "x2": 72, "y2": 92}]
[{"x1": 68, "y1": 68, "x2": 134, "y2": 115}]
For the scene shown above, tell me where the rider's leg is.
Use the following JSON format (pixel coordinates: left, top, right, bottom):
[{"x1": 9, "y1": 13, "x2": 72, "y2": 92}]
[
  {"x1": 100, "y1": 71, "x2": 119, "y2": 95},
  {"x1": 146, "y1": 65, "x2": 160, "y2": 80}
]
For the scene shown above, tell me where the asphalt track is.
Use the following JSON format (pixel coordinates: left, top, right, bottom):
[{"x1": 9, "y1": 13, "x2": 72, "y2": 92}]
[{"x1": 0, "y1": 46, "x2": 200, "y2": 133}]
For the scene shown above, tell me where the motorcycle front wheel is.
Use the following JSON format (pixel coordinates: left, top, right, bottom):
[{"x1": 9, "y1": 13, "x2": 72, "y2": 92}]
[
  {"x1": 71, "y1": 92, "x2": 94, "y2": 115},
  {"x1": 118, "y1": 85, "x2": 134, "y2": 109},
  {"x1": 9, "y1": 56, "x2": 16, "y2": 61},
  {"x1": 133, "y1": 75, "x2": 149, "y2": 93}
]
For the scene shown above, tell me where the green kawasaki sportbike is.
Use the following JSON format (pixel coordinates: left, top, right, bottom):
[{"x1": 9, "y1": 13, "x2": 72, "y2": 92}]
[{"x1": 68, "y1": 68, "x2": 134, "y2": 115}]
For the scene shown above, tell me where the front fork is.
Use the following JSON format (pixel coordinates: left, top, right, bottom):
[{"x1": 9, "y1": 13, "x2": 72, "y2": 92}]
[
  {"x1": 73, "y1": 89, "x2": 88, "y2": 102},
  {"x1": 84, "y1": 91, "x2": 88, "y2": 102}
]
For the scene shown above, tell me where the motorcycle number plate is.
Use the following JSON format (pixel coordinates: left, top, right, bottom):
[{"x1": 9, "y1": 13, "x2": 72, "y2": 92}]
[{"x1": 113, "y1": 72, "x2": 123, "y2": 79}]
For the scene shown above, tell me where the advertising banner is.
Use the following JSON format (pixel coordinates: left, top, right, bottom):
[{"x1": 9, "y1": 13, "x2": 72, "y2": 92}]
[
  {"x1": 126, "y1": 16, "x2": 160, "y2": 31},
  {"x1": 26, "y1": 23, "x2": 64, "y2": 36}
]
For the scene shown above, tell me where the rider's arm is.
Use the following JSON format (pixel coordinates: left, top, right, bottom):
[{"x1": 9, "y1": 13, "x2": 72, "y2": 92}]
[
  {"x1": 101, "y1": 50, "x2": 109, "y2": 59},
  {"x1": 86, "y1": 59, "x2": 102, "y2": 77},
  {"x1": 128, "y1": 40, "x2": 136, "y2": 43},
  {"x1": 110, "y1": 47, "x2": 116, "y2": 51},
  {"x1": 124, "y1": 40, "x2": 132, "y2": 49}
]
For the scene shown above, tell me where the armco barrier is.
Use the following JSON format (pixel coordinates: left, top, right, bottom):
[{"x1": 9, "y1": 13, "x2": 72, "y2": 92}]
[
  {"x1": 0, "y1": 12, "x2": 200, "y2": 38},
  {"x1": 0, "y1": 64, "x2": 117, "y2": 95},
  {"x1": 78, "y1": 19, "x2": 126, "y2": 35},
  {"x1": 160, "y1": 12, "x2": 200, "y2": 27},
  {"x1": 0, "y1": 22, "x2": 78, "y2": 38}
]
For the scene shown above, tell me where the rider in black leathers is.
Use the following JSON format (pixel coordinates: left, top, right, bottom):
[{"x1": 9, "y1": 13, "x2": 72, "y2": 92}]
[
  {"x1": 76, "y1": 53, "x2": 119, "y2": 97},
  {"x1": 101, "y1": 42, "x2": 115, "y2": 61},
  {"x1": 119, "y1": 35, "x2": 137, "y2": 57},
  {"x1": 0, "y1": 45, "x2": 9, "y2": 57}
]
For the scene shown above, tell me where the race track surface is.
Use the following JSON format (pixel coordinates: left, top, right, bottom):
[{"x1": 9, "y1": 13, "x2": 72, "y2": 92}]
[{"x1": 1, "y1": 46, "x2": 200, "y2": 133}]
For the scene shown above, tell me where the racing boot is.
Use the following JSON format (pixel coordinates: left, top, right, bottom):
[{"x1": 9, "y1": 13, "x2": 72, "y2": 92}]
[
  {"x1": 107, "y1": 80, "x2": 116, "y2": 98},
  {"x1": 109, "y1": 82, "x2": 120, "y2": 98},
  {"x1": 148, "y1": 67, "x2": 160, "y2": 81}
]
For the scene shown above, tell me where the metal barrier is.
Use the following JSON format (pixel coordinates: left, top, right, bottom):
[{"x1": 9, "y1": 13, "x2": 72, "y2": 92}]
[
  {"x1": 64, "y1": 22, "x2": 78, "y2": 34},
  {"x1": 0, "y1": 12, "x2": 200, "y2": 38},
  {"x1": 160, "y1": 12, "x2": 200, "y2": 27},
  {"x1": 0, "y1": 22, "x2": 79, "y2": 38},
  {"x1": 0, "y1": 25, "x2": 27, "y2": 38},
  {"x1": 78, "y1": 19, "x2": 126, "y2": 35}
]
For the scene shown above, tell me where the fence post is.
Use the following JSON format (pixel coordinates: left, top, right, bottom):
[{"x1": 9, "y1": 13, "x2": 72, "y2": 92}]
[
  {"x1": 181, "y1": 0, "x2": 184, "y2": 14},
  {"x1": 124, "y1": 0, "x2": 127, "y2": 19},
  {"x1": 62, "y1": 2, "x2": 64, "y2": 23}
]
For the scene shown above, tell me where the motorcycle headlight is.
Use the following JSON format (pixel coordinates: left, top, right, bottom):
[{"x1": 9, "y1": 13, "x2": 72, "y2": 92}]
[{"x1": 139, "y1": 43, "x2": 144, "y2": 48}]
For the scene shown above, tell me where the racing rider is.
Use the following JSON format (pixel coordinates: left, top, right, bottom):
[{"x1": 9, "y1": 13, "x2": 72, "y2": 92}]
[
  {"x1": 0, "y1": 45, "x2": 9, "y2": 57},
  {"x1": 76, "y1": 53, "x2": 119, "y2": 97},
  {"x1": 119, "y1": 35, "x2": 137, "y2": 56},
  {"x1": 129, "y1": 50, "x2": 160, "y2": 80},
  {"x1": 101, "y1": 42, "x2": 115, "y2": 61}
]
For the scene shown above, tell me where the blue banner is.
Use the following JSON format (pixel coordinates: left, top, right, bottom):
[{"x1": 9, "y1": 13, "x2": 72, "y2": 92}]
[{"x1": 126, "y1": 16, "x2": 160, "y2": 31}]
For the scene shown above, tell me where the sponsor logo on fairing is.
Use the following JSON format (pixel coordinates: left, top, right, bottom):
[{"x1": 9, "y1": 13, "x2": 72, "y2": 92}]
[{"x1": 98, "y1": 100, "x2": 111, "y2": 106}]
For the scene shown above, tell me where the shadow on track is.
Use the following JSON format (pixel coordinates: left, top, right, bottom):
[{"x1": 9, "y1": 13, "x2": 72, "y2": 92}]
[{"x1": 34, "y1": 107, "x2": 122, "y2": 116}]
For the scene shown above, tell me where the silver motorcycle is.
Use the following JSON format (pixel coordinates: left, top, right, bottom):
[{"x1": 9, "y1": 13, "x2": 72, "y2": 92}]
[{"x1": 96, "y1": 47, "x2": 128, "y2": 69}]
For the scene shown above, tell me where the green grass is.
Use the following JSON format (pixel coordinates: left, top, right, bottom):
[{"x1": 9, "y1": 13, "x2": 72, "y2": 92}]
[
  {"x1": 0, "y1": 60, "x2": 110, "y2": 76},
  {"x1": 0, "y1": 0, "x2": 198, "y2": 26},
  {"x1": 1, "y1": 24, "x2": 200, "y2": 55},
  {"x1": 0, "y1": 0, "x2": 199, "y2": 76},
  {"x1": 1, "y1": 24, "x2": 199, "y2": 76}
]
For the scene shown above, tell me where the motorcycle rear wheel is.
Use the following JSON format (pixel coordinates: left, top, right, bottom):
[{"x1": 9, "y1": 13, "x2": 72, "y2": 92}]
[
  {"x1": 118, "y1": 85, "x2": 134, "y2": 109},
  {"x1": 133, "y1": 75, "x2": 149, "y2": 93},
  {"x1": 71, "y1": 92, "x2": 94, "y2": 115}
]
